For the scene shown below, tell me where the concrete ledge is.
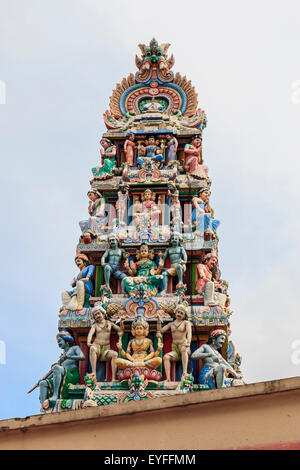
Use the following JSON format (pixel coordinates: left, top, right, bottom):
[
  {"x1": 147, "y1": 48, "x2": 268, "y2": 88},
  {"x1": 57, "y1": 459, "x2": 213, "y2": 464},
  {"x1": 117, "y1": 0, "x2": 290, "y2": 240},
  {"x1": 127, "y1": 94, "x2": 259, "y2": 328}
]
[{"x1": 1, "y1": 376, "x2": 300, "y2": 433}]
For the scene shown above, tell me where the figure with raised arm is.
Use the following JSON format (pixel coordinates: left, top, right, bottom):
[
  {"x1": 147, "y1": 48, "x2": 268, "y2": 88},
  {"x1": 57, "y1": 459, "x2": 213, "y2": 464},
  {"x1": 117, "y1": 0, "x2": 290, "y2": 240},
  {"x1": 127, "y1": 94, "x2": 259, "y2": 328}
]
[
  {"x1": 157, "y1": 302, "x2": 192, "y2": 381},
  {"x1": 87, "y1": 304, "x2": 125, "y2": 382}
]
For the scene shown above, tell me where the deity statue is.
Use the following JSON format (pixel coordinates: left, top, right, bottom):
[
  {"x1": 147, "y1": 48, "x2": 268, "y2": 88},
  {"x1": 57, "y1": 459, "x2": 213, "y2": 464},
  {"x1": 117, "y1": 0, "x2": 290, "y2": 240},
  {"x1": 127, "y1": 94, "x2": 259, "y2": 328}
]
[
  {"x1": 157, "y1": 302, "x2": 192, "y2": 381},
  {"x1": 124, "y1": 134, "x2": 136, "y2": 166},
  {"x1": 166, "y1": 134, "x2": 178, "y2": 166},
  {"x1": 116, "y1": 315, "x2": 163, "y2": 370},
  {"x1": 39, "y1": 330, "x2": 85, "y2": 411},
  {"x1": 101, "y1": 234, "x2": 127, "y2": 293},
  {"x1": 195, "y1": 253, "x2": 227, "y2": 307},
  {"x1": 167, "y1": 183, "x2": 182, "y2": 233},
  {"x1": 92, "y1": 138, "x2": 117, "y2": 180},
  {"x1": 79, "y1": 189, "x2": 107, "y2": 243},
  {"x1": 122, "y1": 244, "x2": 164, "y2": 297},
  {"x1": 140, "y1": 189, "x2": 161, "y2": 228},
  {"x1": 115, "y1": 184, "x2": 129, "y2": 226},
  {"x1": 191, "y1": 329, "x2": 244, "y2": 389},
  {"x1": 137, "y1": 136, "x2": 164, "y2": 167},
  {"x1": 160, "y1": 232, "x2": 187, "y2": 295},
  {"x1": 61, "y1": 252, "x2": 95, "y2": 311},
  {"x1": 184, "y1": 136, "x2": 208, "y2": 179},
  {"x1": 192, "y1": 187, "x2": 220, "y2": 238},
  {"x1": 87, "y1": 304, "x2": 125, "y2": 382}
]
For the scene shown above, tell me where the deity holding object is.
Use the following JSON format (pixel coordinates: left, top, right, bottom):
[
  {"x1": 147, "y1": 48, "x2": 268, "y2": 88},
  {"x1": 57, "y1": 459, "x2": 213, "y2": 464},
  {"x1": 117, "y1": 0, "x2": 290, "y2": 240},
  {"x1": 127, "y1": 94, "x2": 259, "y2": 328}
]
[
  {"x1": 124, "y1": 134, "x2": 136, "y2": 166},
  {"x1": 92, "y1": 138, "x2": 116, "y2": 180},
  {"x1": 160, "y1": 232, "x2": 187, "y2": 295},
  {"x1": 79, "y1": 189, "x2": 106, "y2": 242}
]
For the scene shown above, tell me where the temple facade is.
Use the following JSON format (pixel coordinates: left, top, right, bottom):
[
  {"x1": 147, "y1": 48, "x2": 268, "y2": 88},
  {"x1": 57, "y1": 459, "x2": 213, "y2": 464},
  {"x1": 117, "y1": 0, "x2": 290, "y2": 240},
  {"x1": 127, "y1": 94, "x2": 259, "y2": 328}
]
[{"x1": 30, "y1": 39, "x2": 246, "y2": 414}]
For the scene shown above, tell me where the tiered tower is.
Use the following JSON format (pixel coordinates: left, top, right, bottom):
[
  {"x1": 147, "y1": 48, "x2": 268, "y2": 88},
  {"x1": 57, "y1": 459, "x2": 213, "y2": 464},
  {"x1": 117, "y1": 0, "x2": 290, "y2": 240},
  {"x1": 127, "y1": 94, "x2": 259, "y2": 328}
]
[{"x1": 33, "y1": 39, "x2": 245, "y2": 413}]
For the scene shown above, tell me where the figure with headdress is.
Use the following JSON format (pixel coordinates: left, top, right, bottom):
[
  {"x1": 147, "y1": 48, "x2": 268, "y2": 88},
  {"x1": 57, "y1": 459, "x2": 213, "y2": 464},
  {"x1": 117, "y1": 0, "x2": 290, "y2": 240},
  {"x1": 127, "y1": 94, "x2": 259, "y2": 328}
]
[
  {"x1": 87, "y1": 304, "x2": 125, "y2": 382},
  {"x1": 192, "y1": 187, "x2": 220, "y2": 238},
  {"x1": 116, "y1": 316, "x2": 163, "y2": 370},
  {"x1": 124, "y1": 134, "x2": 136, "y2": 166},
  {"x1": 160, "y1": 232, "x2": 187, "y2": 295},
  {"x1": 79, "y1": 188, "x2": 107, "y2": 242},
  {"x1": 191, "y1": 329, "x2": 244, "y2": 388},
  {"x1": 195, "y1": 253, "x2": 227, "y2": 307},
  {"x1": 157, "y1": 302, "x2": 192, "y2": 381},
  {"x1": 92, "y1": 138, "x2": 117, "y2": 179},
  {"x1": 101, "y1": 234, "x2": 127, "y2": 293},
  {"x1": 61, "y1": 252, "x2": 95, "y2": 311},
  {"x1": 39, "y1": 330, "x2": 85, "y2": 411},
  {"x1": 184, "y1": 136, "x2": 208, "y2": 179},
  {"x1": 140, "y1": 189, "x2": 161, "y2": 228},
  {"x1": 137, "y1": 136, "x2": 164, "y2": 167},
  {"x1": 166, "y1": 134, "x2": 178, "y2": 166}
]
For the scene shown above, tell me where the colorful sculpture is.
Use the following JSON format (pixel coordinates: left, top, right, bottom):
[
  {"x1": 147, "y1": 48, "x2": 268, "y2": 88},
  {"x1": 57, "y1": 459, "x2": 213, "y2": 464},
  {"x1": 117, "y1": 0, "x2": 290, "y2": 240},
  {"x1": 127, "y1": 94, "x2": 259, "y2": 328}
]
[
  {"x1": 92, "y1": 138, "x2": 116, "y2": 180},
  {"x1": 195, "y1": 253, "x2": 227, "y2": 307},
  {"x1": 158, "y1": 302, "x2": 192, "y2": 381},
  {"x1": 160, "y1": 232, "x2": 187, "y2": 295},
  {"x1": 61, "y1": 252, "x2": 94, "y2": 311},
  {"x1": 124, "y1": 134, "x2": 136, "y2": 166},
  {"x1": 87, "y1": 304, "x2": 125, "y2": 382},
  {"x1": 39, "y1": 330, "x2": 85, "y2": 411},
  {"x1": 116, "y1": 315, "x2": 163, "y2": 370},
  {"x1": 79, "y1": 189, "x2": 106, "y2": 242},
  {"x1": 100, "y1": 234, "x2": 127, "y2": 294},
  {"x1": 191, "y1": 329, "x2": 244, "y2": 389},
  {"x1": 192, "y1": 187, "x2": 219, "y2": 238},
  {"x1": 184, "y1": 136, "x2": 208, "y2": 179},
  {"x1": 137, "y1": 136, "x2": 164, "y2": 167},
  {"x1": 166, "y1": 134, "x2": 178, "y2": 166}
]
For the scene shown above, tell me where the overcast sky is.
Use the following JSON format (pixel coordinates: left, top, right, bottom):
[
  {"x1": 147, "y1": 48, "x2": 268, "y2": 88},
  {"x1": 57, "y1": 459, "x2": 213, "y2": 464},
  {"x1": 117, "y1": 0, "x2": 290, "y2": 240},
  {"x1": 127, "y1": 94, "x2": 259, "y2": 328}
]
[{"x1": 1, "y1": 0, "x2": 300, "y2": 420}]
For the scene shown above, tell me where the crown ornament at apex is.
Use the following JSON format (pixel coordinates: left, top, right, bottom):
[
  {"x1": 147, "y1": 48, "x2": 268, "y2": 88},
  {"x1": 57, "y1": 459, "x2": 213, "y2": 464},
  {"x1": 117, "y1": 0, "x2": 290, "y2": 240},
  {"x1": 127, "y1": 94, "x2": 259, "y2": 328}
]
[{"x1": 29, "y1": 39, "x2": 246, "y2": 415}]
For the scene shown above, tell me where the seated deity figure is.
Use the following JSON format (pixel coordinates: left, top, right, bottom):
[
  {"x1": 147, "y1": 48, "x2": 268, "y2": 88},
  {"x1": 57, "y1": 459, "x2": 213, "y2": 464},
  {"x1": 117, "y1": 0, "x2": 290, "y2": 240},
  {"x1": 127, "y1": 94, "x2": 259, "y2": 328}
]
[
  {"x1": 166, "y1": 134, "x2": 178, "y2": 166},
  {"x1": 61, "y1": 252, "x2": 95, "y2": 311},
  {"x1": 184, "y1": 136, "x2": 208, "y2": 178},
  {"x1": 160, "y1": 232, "x2": 187, "y2": 295},
  {"x1": 137, "y1": 136, "x2": 164, "y2": 167},
  {"x1": 122, "y1": 244, "x2": 164, "y2": 297},
  {"x1": 191, "y1": 329, "x2": 244, "y2": 389},
  {"x1": 79, "y1": 189, "x2": 107, "y2": 242},
  {"x1": 87, "y1": 305, "x2": 125, "y2": 382},
  {"x1": 195, "y1": 253, "x2": 227, "y2": 307},
  {"x1": 39, "y1": 330, "x2": 85, "y2": 411},
  {"x1": 157, "y1": 302, "x2": 192, "y2": 381},
  {"x1": 124, "y1": 134, "x2": 136, "y2": 166},
  {"x1": 92, "y1": 138, "x2": 117, "y2": 180},
  {"x1": 192, "y1": 187, "x2": 220, "y2": 238},
  {"x1": 101, "y1": 234, "x2": 127, "y2": 293},
  {"x1": 116, "y1": 315, "x2": 163, "y2": 370}
]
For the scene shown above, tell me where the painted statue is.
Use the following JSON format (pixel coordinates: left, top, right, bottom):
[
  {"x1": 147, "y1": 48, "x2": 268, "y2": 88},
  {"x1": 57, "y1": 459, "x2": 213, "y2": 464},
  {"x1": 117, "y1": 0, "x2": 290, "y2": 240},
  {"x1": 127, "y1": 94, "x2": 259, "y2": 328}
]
[
  {"x1": 166, "y1": 134, "x2": 178, "y2": 166},
  {"x1": 160, "y1": 232, "x2": 187, "y2": 295},
  {"x1": 157, "y1": 302, "x2": 192, "y2": 381},
  {"x1": 79, "y1": 189, "x2": 106, "y2": 242},
  {"x1": 137, "y1": 136, "x2": 164, "y2": 167},
  {"x1": 116, "y1": 315, "x2": 163, "y2": 370},
  {"x1": 101, "y1": 234, "x2": 127, "y2": 293},
  {"x1": 92, "y1": 138, "x2": 116, "y2": 179},
  {"x1": 184, "y1": 136, "x2": 208, "y2": 179},
  {"x1": 124, "y1": 134, "x2": 136, "y2": 166},
  {"x1": 140, "y1": 189, "x2": 161, "y2": 228},
  {"x1": 123, "y1": 244, "x2": 164, "y2": 297},
  {"x1": 192, "y1": 187, "x2": 220, "y2": 238},
  {"x1": 61, "y1": 252, "x2": 94, "y2": 311},
  {"x1": 195, "y1": 253, "x2": 227, "y2": 307},
  {"x1": 39, "y1": 330, "x2": 85, "y2": 411},
  {"x1": 191, "y1": 329, "x2": 244, "y2": 389},
  {"x1": 87, "y1": 304, "x2": 125, "y2": 382},
  {"x1": 168, "y1": 183, "x2": 182, "y2": 233}
]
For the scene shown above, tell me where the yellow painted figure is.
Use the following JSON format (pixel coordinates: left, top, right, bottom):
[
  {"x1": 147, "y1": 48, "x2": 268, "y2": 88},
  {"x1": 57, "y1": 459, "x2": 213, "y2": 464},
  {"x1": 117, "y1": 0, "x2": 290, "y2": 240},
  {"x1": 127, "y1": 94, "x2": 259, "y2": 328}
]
[{"x1": 116, "y1": 316, "x2": 163, "y2": 370}]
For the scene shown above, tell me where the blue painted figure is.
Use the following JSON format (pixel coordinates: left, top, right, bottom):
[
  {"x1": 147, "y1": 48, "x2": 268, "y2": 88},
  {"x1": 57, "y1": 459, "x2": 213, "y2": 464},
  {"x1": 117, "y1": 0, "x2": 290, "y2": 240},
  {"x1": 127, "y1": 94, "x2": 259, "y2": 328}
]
[
  {"x1": 61, "y1": 253, "x2": 95, "y2": 311},
  {"x1": 192, "y1": 188, "x2": 220, "y2": 236}
]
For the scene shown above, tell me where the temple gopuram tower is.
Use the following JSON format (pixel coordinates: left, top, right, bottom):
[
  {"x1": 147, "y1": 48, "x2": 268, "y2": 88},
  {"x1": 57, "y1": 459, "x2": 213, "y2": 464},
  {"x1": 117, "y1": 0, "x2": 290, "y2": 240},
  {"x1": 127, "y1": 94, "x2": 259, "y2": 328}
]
[{"x1": 32, "y1": 39, "x2": 245, "y2": 413}]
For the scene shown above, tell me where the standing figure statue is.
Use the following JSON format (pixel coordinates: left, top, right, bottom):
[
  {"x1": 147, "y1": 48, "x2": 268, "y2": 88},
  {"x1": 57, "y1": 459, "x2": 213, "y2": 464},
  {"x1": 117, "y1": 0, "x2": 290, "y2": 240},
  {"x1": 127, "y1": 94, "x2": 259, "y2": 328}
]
[
  {"x1": 79, "y1": 189, "x2": 107, "y2": 242},
  {"x1": 124, "y1": 134, "x2": 136, "y2": 166},
  {"x1": 61, "y1": 252, "x2": 95, "y2": 311},
  {"x1": 166, "y1": 134, "x2": 178, "y2": 166},
  {"x1": 87, "y1": 304, "x2": 125, "y2": 382},
  {"x1": 92, "y1": 138, "x2": 117, "y2": 180},
  {"x1": 192, "y1": 187, "x2": 220, "y2": 238},
  {"x1": 101, "y1": 234, "x2": 127, "y2": 293},
  {"x1": 157, "y1": 302, "x2": 192, "y2": 381},
  {"x1": 39, "y1": 330, "x2": 85, "y2": 411},
  {"x1": 168, "y1": 183, "x2": 182, "y2": 233},
  {"x1": 191, "y1": 329, "x2": 244, "y2": 389},
  {"x1": 195, "y1": 253, "x2": 227, "y2": 307},
  {"x1": 141, "y1": 189, "x2": 161, "y2": 228},
  {"x1": 160, "y1": 232, "x2": 187, "y2": 295}
]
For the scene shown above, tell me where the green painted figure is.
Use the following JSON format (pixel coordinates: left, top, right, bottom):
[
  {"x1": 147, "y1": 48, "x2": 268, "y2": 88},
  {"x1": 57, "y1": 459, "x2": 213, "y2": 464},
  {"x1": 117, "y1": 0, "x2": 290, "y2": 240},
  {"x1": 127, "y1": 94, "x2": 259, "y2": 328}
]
[
  {"x1": 160, "y1": 232, "x2": 187, "y2": 295},
  {"x1": 39, "y1": 330, "x2": 85, "y2": 411},
  {"x1": 101, "y1": 234, "x2": 127, "y2": 293}
]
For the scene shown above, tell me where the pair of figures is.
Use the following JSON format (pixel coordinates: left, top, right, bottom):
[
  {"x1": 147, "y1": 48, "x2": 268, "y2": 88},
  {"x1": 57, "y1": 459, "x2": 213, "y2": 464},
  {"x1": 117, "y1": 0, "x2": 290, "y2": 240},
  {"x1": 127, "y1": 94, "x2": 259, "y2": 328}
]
[
  {"x1": 87, "y1": 303, "x2": 192, "y2": 383},
  {"x1": 124, "y1": 134, "x2": 178, "y2": 167}
]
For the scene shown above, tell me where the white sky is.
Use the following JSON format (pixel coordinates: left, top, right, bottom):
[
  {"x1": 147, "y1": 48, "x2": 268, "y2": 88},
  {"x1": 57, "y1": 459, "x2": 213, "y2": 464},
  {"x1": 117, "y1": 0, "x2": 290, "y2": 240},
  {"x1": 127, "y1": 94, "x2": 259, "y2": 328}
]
[{"x1": 0, "y1": 0, "x2": 300, "y2": 419}]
